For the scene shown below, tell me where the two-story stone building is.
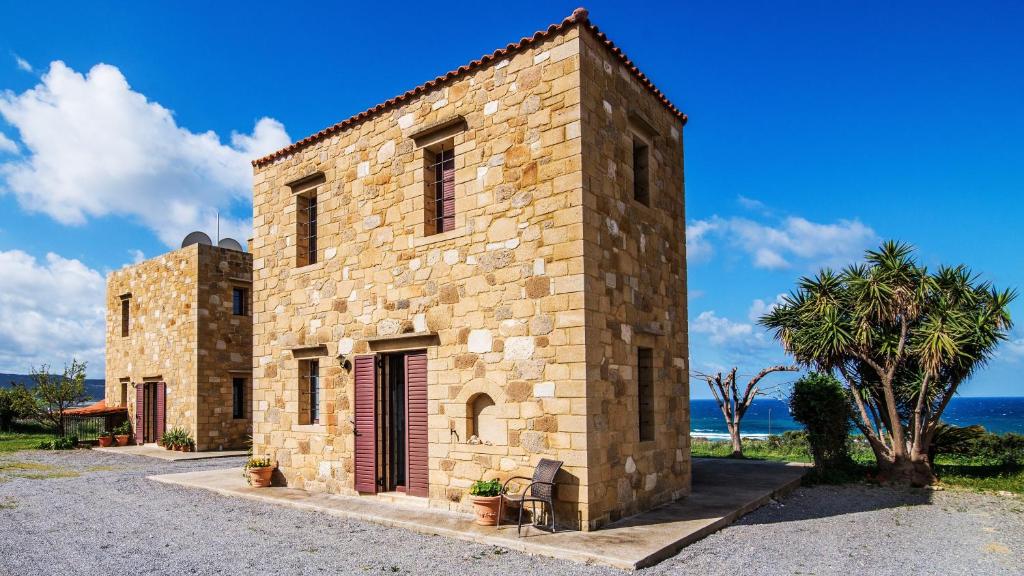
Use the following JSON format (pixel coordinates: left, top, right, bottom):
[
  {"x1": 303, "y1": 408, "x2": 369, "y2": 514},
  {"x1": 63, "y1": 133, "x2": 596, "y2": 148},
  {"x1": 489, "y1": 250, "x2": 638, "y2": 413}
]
[
  {"x1": 105, "y1": 241, "x2": 253, "y2": 451},
  {"x1": 249, "y1": 7, "x2": 689, "y2": 530}
]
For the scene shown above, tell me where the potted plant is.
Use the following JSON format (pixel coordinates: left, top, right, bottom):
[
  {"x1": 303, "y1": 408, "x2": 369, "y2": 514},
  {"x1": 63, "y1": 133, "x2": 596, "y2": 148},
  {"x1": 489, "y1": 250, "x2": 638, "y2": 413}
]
[
  {"x1": 244, "y1": 457, "x2": 274, "y2": 487},
  {"x1": 469, "y1": 479, "x2": 504, "y2": 526},
  {"x1": 113, "y1": 421, "x2": 132, "y2": 446},
  {"x1": 97, "y1": 430, "x2": 114, "y2": 448}
]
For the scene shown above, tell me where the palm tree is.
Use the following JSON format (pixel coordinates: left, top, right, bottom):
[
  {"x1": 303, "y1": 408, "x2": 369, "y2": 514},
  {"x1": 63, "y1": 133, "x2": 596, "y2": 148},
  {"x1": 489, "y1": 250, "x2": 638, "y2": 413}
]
[{"x1": 760, "y1": 241, "x2": 1015, "y2": 485}]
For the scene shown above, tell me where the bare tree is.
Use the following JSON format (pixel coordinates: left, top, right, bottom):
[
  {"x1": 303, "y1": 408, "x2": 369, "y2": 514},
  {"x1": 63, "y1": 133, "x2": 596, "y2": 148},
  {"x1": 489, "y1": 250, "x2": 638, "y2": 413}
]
[{"x1": 699, "y1": 365, "x2": 799, "y2": 457}]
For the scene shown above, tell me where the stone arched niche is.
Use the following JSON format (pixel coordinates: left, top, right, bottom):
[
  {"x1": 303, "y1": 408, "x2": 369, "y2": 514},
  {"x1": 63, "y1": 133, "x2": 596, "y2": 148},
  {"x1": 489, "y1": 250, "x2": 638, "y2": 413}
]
[{"x1": 470, "y1": 393, "x2": 505, "y2": 445}]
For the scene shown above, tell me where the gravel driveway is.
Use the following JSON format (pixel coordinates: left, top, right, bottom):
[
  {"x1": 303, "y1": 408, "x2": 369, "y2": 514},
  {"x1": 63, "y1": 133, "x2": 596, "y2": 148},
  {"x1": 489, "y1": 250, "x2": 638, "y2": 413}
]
[{"x1": 0, "y1": 450, "x2": 1021, "y2": 575}]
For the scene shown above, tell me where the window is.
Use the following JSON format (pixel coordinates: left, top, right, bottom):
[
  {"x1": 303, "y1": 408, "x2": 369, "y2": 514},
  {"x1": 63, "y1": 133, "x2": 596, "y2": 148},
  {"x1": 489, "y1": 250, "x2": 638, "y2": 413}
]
[
  {"x1": 632, "y1": 136, "x2": 650, "y2": 205},
  {"x1": 299, "y1": 359, "x2": 321, "y2": 425},
  {"x1": 296, "y1": 191, "x2": 318, "y2": 267},
  {"x1": 425, "y1": 142, "x2": 456, "y2": 235},
  {"x1": 637, "y1": 347, "x2": 654, "y2": 441},
  {"x1": 120, "y1": 295, "x2": 131, "y2": 337},
  {"x1": 119, "y1": 378, "x2": 130, "y2": 407},
  {"x1": 232, "y1": 377, "x2": 246, "y2": 419},
  {"x1": 232, "y1": 287, "x2": 248, "y2": 316}
]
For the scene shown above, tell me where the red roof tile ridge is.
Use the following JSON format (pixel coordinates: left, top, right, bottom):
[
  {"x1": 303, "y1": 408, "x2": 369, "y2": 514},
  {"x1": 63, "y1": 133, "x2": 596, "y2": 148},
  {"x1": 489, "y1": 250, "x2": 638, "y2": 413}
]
[{"x1": 252, "y1": 7, "x2": 686, "y2": 167}]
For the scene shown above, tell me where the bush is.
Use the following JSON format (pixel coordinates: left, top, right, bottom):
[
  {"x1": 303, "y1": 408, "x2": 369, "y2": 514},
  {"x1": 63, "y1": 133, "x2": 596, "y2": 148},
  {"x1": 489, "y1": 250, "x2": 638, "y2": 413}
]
[
  {"x1": 113, "y1": 421, "x2": 132, "y2": 436},
  {"x1": 934, "y1": 428, "x2": 1024, "y2": 466},
  {"x1": 790, "y1": 373, "x2": 855, "y2": 481},
  {"x1": 469, "y1": 479, "x2": 503, "y2": 497},
  {"x1": 38, "y1": 435, "x2": 78, "y2": 450}
]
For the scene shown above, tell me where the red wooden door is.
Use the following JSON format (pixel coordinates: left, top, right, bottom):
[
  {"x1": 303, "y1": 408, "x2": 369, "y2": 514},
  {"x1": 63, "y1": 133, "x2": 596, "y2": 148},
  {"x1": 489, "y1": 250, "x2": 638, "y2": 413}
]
[
  {"x1": 405, "y1": 353, "x2": 429, "y2": 498},
  {"x1": 354, "y1": 355, "x2": 378, "y2": 493},
  {"x1": 155, "y1": 382, "x2": 166, "y2": 443},
  {"x1": 135, "y1": 384, "x2": 144, "y2": 444}
]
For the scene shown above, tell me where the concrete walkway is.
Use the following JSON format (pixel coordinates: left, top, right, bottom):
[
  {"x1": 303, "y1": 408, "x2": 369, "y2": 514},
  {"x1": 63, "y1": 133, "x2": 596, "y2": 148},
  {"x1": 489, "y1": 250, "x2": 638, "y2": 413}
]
[
  {"x1": 150, "y1": 457, "x2": 807, "y2": 570},
  {"x1": 95, "y1": 444, "x2": 248, "y2": 461}
]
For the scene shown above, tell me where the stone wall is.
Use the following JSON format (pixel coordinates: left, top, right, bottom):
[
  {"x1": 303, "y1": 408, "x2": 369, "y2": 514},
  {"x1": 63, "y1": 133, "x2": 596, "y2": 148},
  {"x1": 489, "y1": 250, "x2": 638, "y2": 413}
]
[
  {"x1": 251, "y1": 26, "x2": 593, "y2": 523},
  {"x1": 105, "y1": 244, "x2": 253, "y2": 450},
  {"x1": 578, "y1": 31, "x2": 690, "y2": 528},
  {"x1": 196, "y1": 243, "x2": 253, "y2": 451},
  {"x1": 105, "y1": 246, "x2": 200, "y2": 439}
]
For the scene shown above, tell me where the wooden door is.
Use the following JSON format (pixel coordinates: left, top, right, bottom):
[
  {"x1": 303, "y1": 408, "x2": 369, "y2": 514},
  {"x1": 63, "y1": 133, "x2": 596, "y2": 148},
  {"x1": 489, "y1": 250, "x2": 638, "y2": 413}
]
[
  {"x1": 404, "y1": 353, "x2": 429, "y2": 498},
  {"x1": 135, "y1": 384, "x2": 144, "y2": 444},
  {"x1": 354, "y1": 355, "x2": 378, "y2": 493}
]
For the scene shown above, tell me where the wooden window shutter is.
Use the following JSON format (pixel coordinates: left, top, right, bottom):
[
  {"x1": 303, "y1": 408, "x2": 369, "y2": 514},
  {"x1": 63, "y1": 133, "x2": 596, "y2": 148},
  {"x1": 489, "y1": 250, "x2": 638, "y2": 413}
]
[
  {"x1": 404, "y1": 353, "x2": 429, "y2": 498},
  {"x1": 156, "y1": 382, "x2": 166, "y2": 441},
  {"x1": 354, "y1": 355, "x2": 378, "y2": 493},
  {"x1": 135, "y1": 384, "x2": 144, "y2": 444},
  {"x1": 440, "y1": 150, "x2": 455, "y2": 232}
]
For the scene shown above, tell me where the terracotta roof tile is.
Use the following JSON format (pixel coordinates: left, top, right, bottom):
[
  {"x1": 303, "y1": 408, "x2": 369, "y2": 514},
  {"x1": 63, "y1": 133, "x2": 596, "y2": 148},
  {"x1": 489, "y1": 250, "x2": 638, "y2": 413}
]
[
  {"x1": 64, "y1": 399, "x2": 128, "y2": 416},
  {"x1": 253, "y1": 7, "x2": 686, "y2": 167}
]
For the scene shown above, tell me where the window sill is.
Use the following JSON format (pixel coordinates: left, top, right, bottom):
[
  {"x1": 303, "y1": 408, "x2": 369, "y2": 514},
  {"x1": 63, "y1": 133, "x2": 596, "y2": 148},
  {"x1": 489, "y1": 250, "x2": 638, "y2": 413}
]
[
  {"x1": 291, "y1": 424, "x2": 325, "y2": 433},
  {"x1": 413, "y1": 228, "x2": 468, "y2": 248},
  {"x1": 292, "y1": 261, "x2": 325, "y2": 274}
]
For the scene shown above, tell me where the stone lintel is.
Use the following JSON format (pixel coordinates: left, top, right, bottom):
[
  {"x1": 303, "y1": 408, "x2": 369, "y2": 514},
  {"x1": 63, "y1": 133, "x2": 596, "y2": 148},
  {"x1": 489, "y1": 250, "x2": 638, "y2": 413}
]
[
  {"x1": 410, "y1": 115, "x2": 467, "y2": 148},
  {"x1": 635, "y1": 322, "x2": 665, "y2": 336},
  {"x1": 365, "y1": 331, "x2": 440, "y2": 352},
  {"x1": 290, "y1": 345, "x2": 329, "y2": 359}
]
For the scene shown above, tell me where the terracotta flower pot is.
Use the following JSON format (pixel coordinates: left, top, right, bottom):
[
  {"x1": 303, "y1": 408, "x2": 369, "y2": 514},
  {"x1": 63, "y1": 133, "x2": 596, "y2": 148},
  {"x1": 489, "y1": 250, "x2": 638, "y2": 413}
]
[
  {"x1": 174, "y1": 445, "x2": 184, "y2": 452},
  {"x1": 470, "y1": 495, "x2": 502, "y2": 526},
  {"x1": 115, "y1": 435, "x2": 131, "y2": 446},
  {"x1": 97, "y1": 436, "x2": 113, "y2": 448},
  {"x1": 248, "y1": 466, "x2": 273, "y2": 487}
]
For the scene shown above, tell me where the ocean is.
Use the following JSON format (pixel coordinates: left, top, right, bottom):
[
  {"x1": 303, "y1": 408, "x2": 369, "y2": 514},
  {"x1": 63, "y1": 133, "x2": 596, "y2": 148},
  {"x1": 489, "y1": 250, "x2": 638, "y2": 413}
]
[{"x1": 691, "y1": 396, "x2": 1024, "y2": 440}]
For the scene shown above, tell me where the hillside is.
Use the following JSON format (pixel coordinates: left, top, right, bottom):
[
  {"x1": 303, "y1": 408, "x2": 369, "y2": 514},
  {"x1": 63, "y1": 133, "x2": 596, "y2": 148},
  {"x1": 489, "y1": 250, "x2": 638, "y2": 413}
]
[{"x1": 0, "y1": 373, "x2": 106, "y2": 401}]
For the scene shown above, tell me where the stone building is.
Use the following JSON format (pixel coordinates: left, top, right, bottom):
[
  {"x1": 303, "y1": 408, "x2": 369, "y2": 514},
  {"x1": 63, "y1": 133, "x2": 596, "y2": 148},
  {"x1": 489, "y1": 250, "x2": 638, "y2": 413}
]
[
  {"x1": 249, "y1": 7, "x2": 689, "y2": 530},
  {"x1": 105, "y1": 242, "x2": 253, "y2": 451}
]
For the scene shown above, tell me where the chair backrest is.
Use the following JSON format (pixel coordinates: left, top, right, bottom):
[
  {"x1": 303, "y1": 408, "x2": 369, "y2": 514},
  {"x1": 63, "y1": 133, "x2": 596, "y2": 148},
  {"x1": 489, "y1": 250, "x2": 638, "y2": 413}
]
[{"x1": 530, "y1": 458, "x2": 563, "y2": 500}]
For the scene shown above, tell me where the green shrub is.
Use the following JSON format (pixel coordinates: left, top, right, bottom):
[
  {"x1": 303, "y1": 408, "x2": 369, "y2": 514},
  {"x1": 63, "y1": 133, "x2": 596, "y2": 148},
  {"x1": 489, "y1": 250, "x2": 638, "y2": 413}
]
[
  {"x1": 790, "y1": 373, "x2": 855, "y2": 481},
  {"x1": 113, "y1": 421, "x2": 132, "y2": 436},
  {"x1": 37, "y1": 435, "x2": 77, "y2": 450},
  {"x1": 469, "y1": 479, "x2": 503, "y2": 497}
]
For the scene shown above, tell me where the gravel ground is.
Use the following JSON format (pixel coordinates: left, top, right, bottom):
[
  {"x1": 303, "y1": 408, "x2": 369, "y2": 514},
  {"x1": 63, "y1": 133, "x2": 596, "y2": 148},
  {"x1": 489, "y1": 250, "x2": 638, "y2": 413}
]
[{"x1": 0, "y1": 450, "x2": 1021, "y2": 575}]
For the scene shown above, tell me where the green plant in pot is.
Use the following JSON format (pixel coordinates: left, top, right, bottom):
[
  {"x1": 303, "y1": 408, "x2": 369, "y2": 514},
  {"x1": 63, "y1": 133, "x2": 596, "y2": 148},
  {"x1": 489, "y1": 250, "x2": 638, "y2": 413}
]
[
  {"x1": 469, "y1": 479, "x2": 504, "y2": 526},
  {"x1": 113, "y1": 421, "x2": 133, "y2": 446},
  {"x1": 97, "y1": 430, "x2": 114, "y2": 448},
  {"x1": 244, "y1": 456, "x2": 274, "y2": 487}
]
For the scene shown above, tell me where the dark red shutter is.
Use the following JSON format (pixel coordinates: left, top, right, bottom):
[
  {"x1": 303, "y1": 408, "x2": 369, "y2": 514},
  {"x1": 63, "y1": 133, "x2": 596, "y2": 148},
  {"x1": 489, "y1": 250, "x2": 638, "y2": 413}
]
[
  {"x1": 354, "y1": 355, "x2": 378, "y2": 493},
  {"x1": 441, "y1": 152, "x2": 455, "y2": 232},
  {"x1": 156, "y1": 382, "x2": 166, "y2": 442},
  {"x1": 405, "y1": 353, "x2": 429, "y2": 498},
  {"x1": 135, "y1": 384, "x2": 144, "y2": 444}
]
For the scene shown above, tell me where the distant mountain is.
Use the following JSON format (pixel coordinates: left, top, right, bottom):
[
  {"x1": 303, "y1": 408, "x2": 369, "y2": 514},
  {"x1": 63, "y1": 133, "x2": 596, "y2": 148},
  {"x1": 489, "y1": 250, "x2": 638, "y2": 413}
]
[{"x1": 0, "y1": 373, "x2": 106, "y2": 401}]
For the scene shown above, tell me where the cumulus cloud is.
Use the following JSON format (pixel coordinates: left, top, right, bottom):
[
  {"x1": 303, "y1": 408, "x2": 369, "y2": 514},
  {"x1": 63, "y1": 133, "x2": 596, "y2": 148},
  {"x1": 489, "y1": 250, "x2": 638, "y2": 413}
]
[
  {"x1": 688, "y1": 214, "x2": 877, "y2": 270},
  {"x1": 0, "y1": 132, "x2": 16, "y2": 154},
  {"x1": 0, "y1": 61, "x2": 291, "y2": 247},
  {"x1": 1002, "y1": 337, "x2": 1024, "y2": 362},
  {"x1": 692, "y1": 310, "x2": 755, "y2": 345},
  {"x1": 13, "y1": 55, "x2": 32, "y2": 73},
  {"x1": 0, "y1": 250, "x2": 106, "y2": 374},
  {"x1": 748, "y1": 293, "x2": 787, "y2": 322},
  {"x1": 128, "y1": 249, "x2": 146, "y2": 265},
  {"x1": 686, "y1": 219, "x2": 719, "y2": 262}
]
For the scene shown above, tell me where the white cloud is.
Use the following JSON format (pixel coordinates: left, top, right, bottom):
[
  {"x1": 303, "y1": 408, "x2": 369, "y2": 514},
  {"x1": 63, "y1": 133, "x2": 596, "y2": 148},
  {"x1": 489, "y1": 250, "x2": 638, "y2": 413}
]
[
  {"x1": 13, "y1": 55, "x2": 32, "y2": 73},
  {"x1": 0, "y1": 250, "x2": 105, "y2": 374},
  {"x1": 0, "y1": 132, "x2": 16, "y2": 154},
  {"x1": 692, "y1": 310, "x2": 755, "y2": 345},
  {"x1": 0, "y1": 61, "x2": 290, "y2": 247},
  {"x1": 748, "y1": 293, "x2": 787, "y2": 322},
  {"x1": 1002, "y1": 337, "x2": 1024, "y2": 362},
  {"x1": 128, "y1": 249, "x2": 146, "y2": 265},
  {"x1": 688, "y1": 214, "x2": 877, "y2": 270}
]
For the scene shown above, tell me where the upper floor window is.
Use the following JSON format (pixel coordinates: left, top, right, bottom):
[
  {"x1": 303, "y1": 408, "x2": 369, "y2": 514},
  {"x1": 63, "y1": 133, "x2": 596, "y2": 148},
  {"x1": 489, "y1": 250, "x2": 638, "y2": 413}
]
[
  {"x1": 120, "y1": 295, "x2": 131, "y2": 337},
  {"x1": 425, "y1": 142, "x2": 456, "y2": 235},
  {"x1": 296, "y1": 191, "x2": 318, "y2": 266},
  {"x1": 632, "y1": 136, "x2": 650, "y2": 206},
  {"x1": 232, "y1": 287, "x2": 248, "y2": 316}
]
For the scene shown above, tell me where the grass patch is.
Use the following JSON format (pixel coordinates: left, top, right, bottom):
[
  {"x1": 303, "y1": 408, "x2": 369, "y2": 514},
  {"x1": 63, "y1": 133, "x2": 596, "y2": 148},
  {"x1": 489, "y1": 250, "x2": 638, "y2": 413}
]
[
  {"x1": 0, "y1": 431, "x2": 57, "y2": 452},
  {"x1": 0, "y1": 460, "x2": 80, "y2": 480},
  {"x1": 0, "y1": 498, "x2": 16, "y2": 510},
  {"x1": 692, "y1": 436, "x2": 1024, "y2": 494}
]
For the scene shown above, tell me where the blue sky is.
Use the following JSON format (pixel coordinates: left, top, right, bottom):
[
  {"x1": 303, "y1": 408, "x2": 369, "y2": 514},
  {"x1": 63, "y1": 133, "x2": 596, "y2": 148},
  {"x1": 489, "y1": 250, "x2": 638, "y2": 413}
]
[{"x1": 0, "y1": 1, "x2": 1021, "y2": 397}]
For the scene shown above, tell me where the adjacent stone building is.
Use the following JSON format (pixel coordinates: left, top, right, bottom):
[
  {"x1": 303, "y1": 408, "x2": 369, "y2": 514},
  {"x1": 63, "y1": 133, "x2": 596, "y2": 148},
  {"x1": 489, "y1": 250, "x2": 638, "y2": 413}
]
[
  {"x1": 250, "y1": 7, "x2": 689, "y2": 530},
  {"x1": 105, "y1": 242, "x2": 253, "y2": 451}
]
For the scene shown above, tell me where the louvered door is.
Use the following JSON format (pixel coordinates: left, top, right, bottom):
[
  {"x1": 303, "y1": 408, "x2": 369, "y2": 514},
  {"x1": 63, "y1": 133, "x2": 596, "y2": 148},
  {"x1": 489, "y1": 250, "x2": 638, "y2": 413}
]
[
  {"x1": 135, "y1": 384, "x2": 144, "y2": 444},
  {"x1": 354, "y1": 355, "x2": 378, "y2": 493},
  {"x1": 405, "y1": 353, "x2": 429, "y2": 498},
  {"x1": 155, "y1": 382, "x2": 166, "y2": 443}
]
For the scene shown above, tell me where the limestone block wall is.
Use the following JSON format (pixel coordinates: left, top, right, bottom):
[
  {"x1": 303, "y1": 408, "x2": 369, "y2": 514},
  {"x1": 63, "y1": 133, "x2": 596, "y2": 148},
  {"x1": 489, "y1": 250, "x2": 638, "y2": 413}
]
[
  {"x1": 105, "y1": 246, "x2": 200, "y2": 438},
  {"x1": 251, "y1": 27, "x2": 593, "y2": 524},
  {"x1": 578, "y1": 30, "x2": 690, "y2": 528},
  {"x1": 196, "y1": 244, "x2": 253, "y2": 451}
]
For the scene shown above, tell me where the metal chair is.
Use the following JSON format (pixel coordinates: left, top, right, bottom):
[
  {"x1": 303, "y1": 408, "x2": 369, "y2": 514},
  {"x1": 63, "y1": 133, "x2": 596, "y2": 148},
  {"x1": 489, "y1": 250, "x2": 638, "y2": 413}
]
[{"x1": 498, "y1": 458, "x2": 563, "y2": 535}]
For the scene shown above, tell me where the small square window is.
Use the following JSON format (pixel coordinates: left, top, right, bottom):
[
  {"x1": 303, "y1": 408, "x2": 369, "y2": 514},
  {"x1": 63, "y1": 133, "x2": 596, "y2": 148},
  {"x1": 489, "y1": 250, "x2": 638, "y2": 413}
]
[
  {"x1": 632, "y1": 137, "x2": 650, "y2": 206},
  {"x1": 232, "y1": 287, "x2": 248, "y2": 316}
]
